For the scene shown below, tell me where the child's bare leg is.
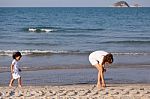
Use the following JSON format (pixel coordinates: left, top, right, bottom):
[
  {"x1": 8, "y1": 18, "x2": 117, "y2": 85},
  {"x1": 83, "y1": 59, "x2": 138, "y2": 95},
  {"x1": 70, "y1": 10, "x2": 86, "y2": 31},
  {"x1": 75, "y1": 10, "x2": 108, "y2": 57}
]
[
  {"x1": 18, "y1": 77, "x2": 22, "y2": 87},
  {"x1": 9, "y1": 78, "x2": 14, "y2": 87}
]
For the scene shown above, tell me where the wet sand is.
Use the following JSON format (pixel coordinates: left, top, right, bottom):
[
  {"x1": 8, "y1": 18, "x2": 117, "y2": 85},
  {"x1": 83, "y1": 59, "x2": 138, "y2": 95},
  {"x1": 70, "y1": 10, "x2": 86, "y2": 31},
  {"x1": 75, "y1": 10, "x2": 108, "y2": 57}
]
[
  {"x1": 1, "y1": 68, "x2": 150, "y2": 86},
  {"x1": 0, "y1": 84, "x2": 150, "y2": 99}
]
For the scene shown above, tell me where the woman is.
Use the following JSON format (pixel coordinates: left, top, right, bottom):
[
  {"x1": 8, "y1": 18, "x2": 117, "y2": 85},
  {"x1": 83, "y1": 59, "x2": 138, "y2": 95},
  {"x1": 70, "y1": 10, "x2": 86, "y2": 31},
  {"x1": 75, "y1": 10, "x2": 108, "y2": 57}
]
[{"x1": 89, "y1": 50, "x2": 113, "y2": 89}]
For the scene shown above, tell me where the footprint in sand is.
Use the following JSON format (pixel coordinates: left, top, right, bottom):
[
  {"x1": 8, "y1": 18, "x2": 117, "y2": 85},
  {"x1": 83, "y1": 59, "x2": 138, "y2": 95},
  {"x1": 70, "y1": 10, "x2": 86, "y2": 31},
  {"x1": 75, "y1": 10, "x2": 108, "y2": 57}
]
[
  {"x1": 88, "y1": 90, "x2": 98, "y2": 96},
  {"x1": 14, "y1": 91, "x2": 23, "y2": 97},
  {"x1": 109, "y1": 88, "x2": 115, "y2": 91},
  {"x1": 140, "y1": 90, "x2": 150, "y2": 94},
  {"x1": 120, "y1": 96, "x2": 131, "y2": 99},
  {"x1": 128, "y1": 88, "x2": 135, "y2": 91},
  {"x1": 105, "y1": 96, "x2": 119, "y2": 99},
  {"x1": 34, "y1": 90, "x2": 44, "y2": 96},
  {"x1": 4, "y1": 91, "x2": 12, "y2": 97},
  {"x1": 120, "y1": 90, "x2": 129, "y2": 95},
  {"x1": 99, "y1": 91, "x2": 109, "y2": 95},
  {"x1": 78, "y1": 90, "x2": 91, "y2": 96},
  {"x1": 66, "y1": 90, "x2": 77, "y2": 96},
  {"x1": 109, "y1": 91, "x2": 119, "y2": 95},
  {"x1": 47, "y1": 90, "x2": 56, "y2": 96},
  {"x1": 141, "y1": 95, "x2": 150, "y2": 99},
  {"x1": 129, "y1": 90, "x2": 139, "y2": 95},
  {"x1": 139, "y1": 88, "x2": 144, "y2": 90},
  {"x1": 57, "y1": 90, "x2": 67, "y2": 96},
  {"x1": 24, "y1": 91, "x2": 32, "y2": 97}
]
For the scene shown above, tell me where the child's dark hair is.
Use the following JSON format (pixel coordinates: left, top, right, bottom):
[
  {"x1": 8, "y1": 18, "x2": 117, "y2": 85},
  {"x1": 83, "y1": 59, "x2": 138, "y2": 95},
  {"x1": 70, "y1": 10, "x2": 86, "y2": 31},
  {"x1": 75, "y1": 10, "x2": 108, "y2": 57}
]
[
  {"x1": 102, "y1": 53, "x2": 113, "y2": 65},
  {"x1": 12, "y1": 52, "x2": 22, "y2": 59}
]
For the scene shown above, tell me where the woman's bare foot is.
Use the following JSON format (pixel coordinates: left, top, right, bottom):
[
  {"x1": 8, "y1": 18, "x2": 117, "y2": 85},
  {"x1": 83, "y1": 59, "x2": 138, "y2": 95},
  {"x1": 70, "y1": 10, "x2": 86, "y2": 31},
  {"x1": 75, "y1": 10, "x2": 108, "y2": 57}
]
[
  {"x1": 102, "y1": 83, "x2": 106, "y2": 88},
  {"x1": 18, "y1": 85, "x2": 22, "y2": 87},
  {"x1": 9, "y1": 84, "x2": 13, "y2": 87},
  {"x1": 96, "y1": 84, "x2": 102, "y2": 89}
]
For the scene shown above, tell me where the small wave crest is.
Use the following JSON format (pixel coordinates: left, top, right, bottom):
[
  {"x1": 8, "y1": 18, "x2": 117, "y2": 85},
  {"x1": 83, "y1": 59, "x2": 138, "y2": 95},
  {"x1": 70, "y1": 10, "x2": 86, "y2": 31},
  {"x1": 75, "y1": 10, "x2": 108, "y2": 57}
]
[
  {"x1": 0, "y1": 50, "x2": 81, "y2": 56},
  {"x1": 27, "y1": 27, "x2": 105, "y2": 33},
  {"x1": 104, "y1": 40, "x2": 150, "y2": 44},
  {"x1": 112, "y1": 52, "x2": 150, "y2": 55},
  {"x1": 28, "y1": 28, "x2": 56, "y2": 32}
]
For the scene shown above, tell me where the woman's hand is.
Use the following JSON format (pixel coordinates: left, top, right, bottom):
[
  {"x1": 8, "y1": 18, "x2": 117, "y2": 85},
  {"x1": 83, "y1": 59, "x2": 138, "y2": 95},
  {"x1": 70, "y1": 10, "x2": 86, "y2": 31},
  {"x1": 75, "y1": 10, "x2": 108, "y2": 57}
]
[{"x1": 103, "y1": 68, "x2": 106, "y2": 72}]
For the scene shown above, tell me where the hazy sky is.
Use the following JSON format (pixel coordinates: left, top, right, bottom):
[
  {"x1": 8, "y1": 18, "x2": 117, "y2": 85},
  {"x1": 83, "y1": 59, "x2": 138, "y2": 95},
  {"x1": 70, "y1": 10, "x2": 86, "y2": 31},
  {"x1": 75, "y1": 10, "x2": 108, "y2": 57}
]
[{"x1": 0, "y1": 0, "x2": 149, "y2": 7}]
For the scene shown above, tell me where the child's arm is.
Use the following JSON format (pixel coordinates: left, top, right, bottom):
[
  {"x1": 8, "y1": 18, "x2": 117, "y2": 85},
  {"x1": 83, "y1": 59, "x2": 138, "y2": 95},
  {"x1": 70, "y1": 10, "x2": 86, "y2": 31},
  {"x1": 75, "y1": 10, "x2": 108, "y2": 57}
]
[{"x1": 10, "y1": 64, "x2": 14, "y2": 74}]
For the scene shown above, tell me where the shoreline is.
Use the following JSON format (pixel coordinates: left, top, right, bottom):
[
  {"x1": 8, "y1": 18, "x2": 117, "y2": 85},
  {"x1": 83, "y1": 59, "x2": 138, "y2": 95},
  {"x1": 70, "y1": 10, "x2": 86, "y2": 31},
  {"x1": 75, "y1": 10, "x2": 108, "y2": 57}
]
[{"x1": 0, "y1": 84, "x2": 150, "y2": 98}]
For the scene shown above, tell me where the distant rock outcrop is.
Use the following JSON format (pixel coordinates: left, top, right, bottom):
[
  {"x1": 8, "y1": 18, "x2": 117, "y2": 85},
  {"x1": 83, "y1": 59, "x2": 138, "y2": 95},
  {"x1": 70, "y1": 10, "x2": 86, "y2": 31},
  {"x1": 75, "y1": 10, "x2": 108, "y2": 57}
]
[
  {"x1": 114, "y1": 1, "x2": 130, "y2": 7},
  {"x1": 133, "y1": 4, "x2": 140, "y2": 7}
]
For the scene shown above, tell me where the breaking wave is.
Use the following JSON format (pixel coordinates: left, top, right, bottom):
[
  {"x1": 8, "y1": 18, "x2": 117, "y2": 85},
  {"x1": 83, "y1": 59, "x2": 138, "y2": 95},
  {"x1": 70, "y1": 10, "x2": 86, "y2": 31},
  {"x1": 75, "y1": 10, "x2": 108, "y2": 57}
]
[
  {"x1": 0, "y1": 50, "x2": 150, "y2": 56},
  {"x1": 26, "y1": 27, "x2": 105, "y2": 33},
  {"x1": 28, "y1": 28, "x2": 56, "y2": 32},
  {"x1": 0, "y1": 50, "x2": 80, "y2": 56}
]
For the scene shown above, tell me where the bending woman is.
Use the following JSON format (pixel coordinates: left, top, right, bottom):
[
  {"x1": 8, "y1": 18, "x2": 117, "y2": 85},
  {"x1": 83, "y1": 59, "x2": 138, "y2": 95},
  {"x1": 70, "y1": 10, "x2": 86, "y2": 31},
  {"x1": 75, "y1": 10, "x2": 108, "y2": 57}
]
[{"x1": 89, "y1": 50, "x2": 113, "y2": 89}]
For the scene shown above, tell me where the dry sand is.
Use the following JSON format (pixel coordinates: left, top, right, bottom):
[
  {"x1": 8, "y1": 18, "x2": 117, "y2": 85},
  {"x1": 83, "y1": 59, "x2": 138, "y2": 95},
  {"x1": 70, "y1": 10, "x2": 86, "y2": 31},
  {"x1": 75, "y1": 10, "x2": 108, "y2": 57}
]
[{"x1": 0, "y1": 84, "x2": 150, "y2": 99}]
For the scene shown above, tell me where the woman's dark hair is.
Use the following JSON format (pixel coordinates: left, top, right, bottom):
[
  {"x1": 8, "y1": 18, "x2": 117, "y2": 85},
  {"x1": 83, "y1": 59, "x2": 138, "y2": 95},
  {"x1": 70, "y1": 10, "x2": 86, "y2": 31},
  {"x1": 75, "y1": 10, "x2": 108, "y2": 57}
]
[
  {"x1": 12, "y1": 52, "x2": 22, "y2": 59},
  {"x1": 102, "y1": 53, "x2": 113, "y2": 65}
]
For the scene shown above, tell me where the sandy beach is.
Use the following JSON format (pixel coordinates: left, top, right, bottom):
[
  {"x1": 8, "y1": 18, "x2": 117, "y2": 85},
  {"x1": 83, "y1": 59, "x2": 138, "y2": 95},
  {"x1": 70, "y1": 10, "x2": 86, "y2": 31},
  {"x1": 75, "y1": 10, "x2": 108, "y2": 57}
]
[{"x1": 0, "y1": 84, "x2": 150, "y2": 99}]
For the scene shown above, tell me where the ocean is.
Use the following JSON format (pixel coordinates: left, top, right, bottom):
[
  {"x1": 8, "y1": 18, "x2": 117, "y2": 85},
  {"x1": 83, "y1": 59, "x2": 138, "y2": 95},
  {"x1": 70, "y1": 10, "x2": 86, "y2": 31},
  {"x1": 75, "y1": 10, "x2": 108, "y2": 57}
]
[{"x1": 0, "y1": 7, "x2": 150, "y2": 85}]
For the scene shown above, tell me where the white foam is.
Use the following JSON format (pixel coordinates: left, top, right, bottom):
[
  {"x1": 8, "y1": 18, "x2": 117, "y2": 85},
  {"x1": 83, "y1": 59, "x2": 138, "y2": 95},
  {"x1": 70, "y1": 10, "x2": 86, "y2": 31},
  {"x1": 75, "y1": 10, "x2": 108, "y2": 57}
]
[
  {"x1": 0, "y1": 50, "x2": 149, "y2": 56},
  {"x1": 113, "y1": 52, "x2": 148, "y2": 55},
  {"x1": 28, "y1": 28, "x2": 55, "y2": 32},
  {"x1": 0, "y1": 50, "x2": 16, "y2": 56},
  {"x1": 40, "y1": 29, "x2": 54, "y2": 32},
  {"x1": 29, "y1": 28, "x2": 36, "y2": 32},
  {"x1": 0, "y1": 50, "x2": 68, "y2": 56}
]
